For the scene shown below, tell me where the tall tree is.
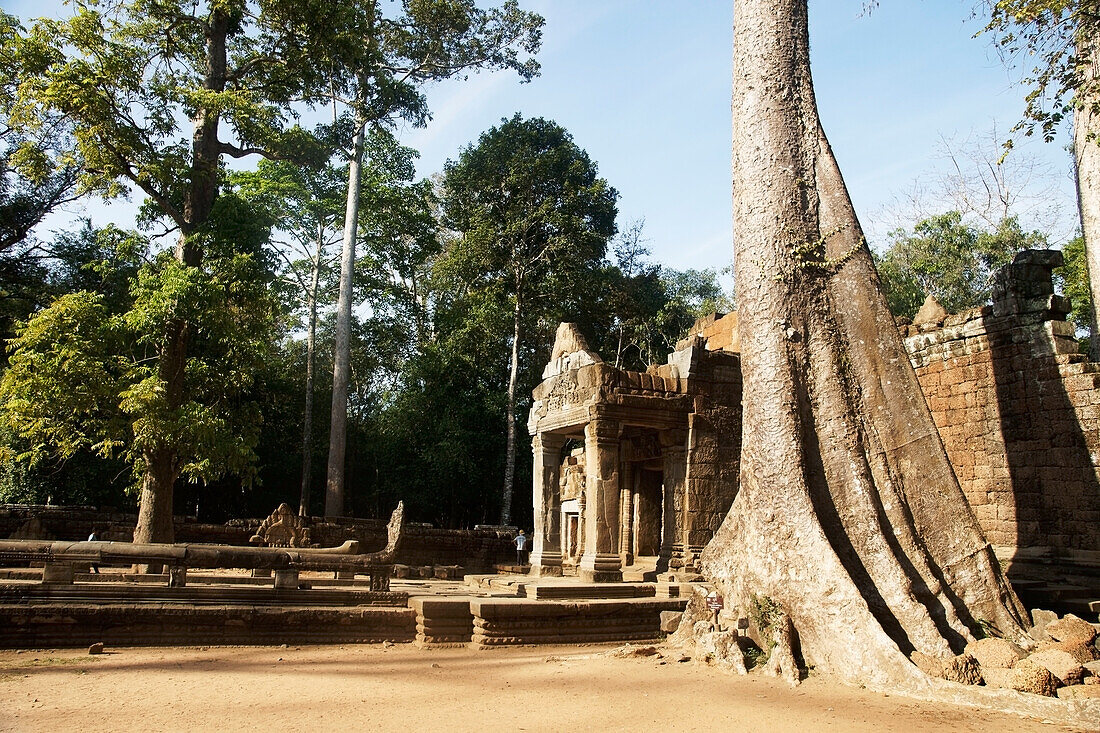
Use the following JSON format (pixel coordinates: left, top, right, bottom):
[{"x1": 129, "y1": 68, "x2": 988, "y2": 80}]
[
  {"x1": 983, "y1": 1, "x2": 1100, "y2": 337},
  {"x1": 2, "y1": 0, "x2": 330, "y2": 542},
  {"x1": 228, "y1": 157, "x2": 345, "y2": 517},
  {"x1": 440, "y1": 114, "x2": 618, "y2": 524},
  {"x1": 317, "y1": 0, "x2": 544, "y2": 518},
  {"x1": 699, "y1": 0, "x2": 1028, "y2": 687}
]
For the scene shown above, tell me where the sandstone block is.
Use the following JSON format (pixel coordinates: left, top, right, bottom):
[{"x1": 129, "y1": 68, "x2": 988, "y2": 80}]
[
  {"x1": 983, "y1": 660, "x2": 1059, "y2": 697},
  {"x1": 1046, "y1": 614, "x2": 1097, "y2": 645},
  {"x1": 943, "y1": 654, "x2": 983, "y2": 685},
  {"x1": 88, "y1": 642, "x2": 104, "y2": 655},
  {"x1": 660, "y1": 610, "x2": 684, "y2": 633},
  {"x1": 1037, "y1": 639, "x2": 1099, "y2": 664},
  {"x1": 1056, "y1": 685, "x2": 1100, "y2": 700},
  {"x1": 1027, "y1": 649, "x2": 1086, "y2": 685},
  {"x1": 1029, "y1": 608, "x2": 1058, "y2": 640},
  {"x1": 965, "y1": 637, "x2": 1025, "y2": 670}
]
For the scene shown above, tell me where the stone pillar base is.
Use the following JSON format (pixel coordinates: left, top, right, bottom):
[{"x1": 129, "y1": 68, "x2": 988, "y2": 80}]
[
  {"x1": 527, "y1": 549, "x2": 562, "y2": 578},
  {"x1": 42, "y1": 562, "x2": 74, "y2": 584},
  {"x1": 578, "y1": 567, "x2": 623, "y2": 583},
  {"x1": 578, "y1": 552, "x2": 622, "y2": 583},
  {"x1": 273, "y1": 569, "x2": 299, "y2": 589}
]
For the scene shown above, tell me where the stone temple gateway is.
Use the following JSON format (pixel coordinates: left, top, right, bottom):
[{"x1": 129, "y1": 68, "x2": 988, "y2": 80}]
[{"x1": 527, "y1": 320, "x2": 742, "y2": 582}]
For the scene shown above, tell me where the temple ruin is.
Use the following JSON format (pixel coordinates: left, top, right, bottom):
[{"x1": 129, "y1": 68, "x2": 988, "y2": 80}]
[
  {"x1": 528, "y1": 250, "x2": 1100, "y2": 604},
  {"x1": 527, "y1": 321, "x2": 742, "y2": 582}
]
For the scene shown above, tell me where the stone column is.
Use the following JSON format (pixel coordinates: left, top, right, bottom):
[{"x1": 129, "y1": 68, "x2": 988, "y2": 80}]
[
  {"x1": 619, "y1": 459, "x2": 635, "y2": 568},
  {"x1": 528, "y1": 432, "x2": 566, "y2": 577},
  {"x1": 659, "y1": 428, "x2": 688, "y2": 574},
  {"x1": 579, "y1": 417, "x2": 623, "y2": 582}
]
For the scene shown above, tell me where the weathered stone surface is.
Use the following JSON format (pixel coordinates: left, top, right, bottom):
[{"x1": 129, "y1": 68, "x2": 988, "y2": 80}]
[
  {"x1": 692, "y1": 624, "x2": 747, "y2": 675},
  {"x1": 1027, "y1": 649, "x2": 1086, "y2": 685},
  {"x1": 1045, "y1": 614, "x2": 1097, "y2": 646},
  {"x1": 911, "y1": 651, "x2": 944, "y2": 678},
  {"x1": 912, "y1": 295, "x2": 948, "y2": 327},
  {"x1": 1009, "y1": 659, "x2": 1060, "y2": 697},
  {"x1": 965, "y1": 637, "x2": 1026, "y2": 670},
  {"x1": 88, "y1": 642, "x2": 104, "y2": 655},
  {"x1": 1056, "y1": 684, "x2": 1100, "y2": 700},
  {"x1": 1085, "y1": 660, "x2": 1100, "y2": 676},
  {"x1": 1037, "y1": 639, "x2": 1099, "y2": 664},
  {"x1": 942, "y1": 654, "x2": 983, "y2": 685},
  {"x1": 1030, "y1": 608, "x2": 1059, "y2": 641},
  {"x1": 910, "y1": 651, "x2": 982, "y2": 685},
  {"x1": 660, "y1": 610, "x2": 683, "y2": 633}
]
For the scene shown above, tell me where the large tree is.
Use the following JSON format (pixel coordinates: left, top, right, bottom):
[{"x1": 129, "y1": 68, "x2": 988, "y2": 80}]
[
  {"x1": 319, "y1": 0, "x2": 543, "y2": 518},
  {"x1": 440, "y1": 114, "x2": 618, "y2": 524},
  {"x1": 2, "y1": 0, "x2": 331, "y2": 542},
  {"x1": 698, "y1": 0, "x2": 1029, "y2": 687}
]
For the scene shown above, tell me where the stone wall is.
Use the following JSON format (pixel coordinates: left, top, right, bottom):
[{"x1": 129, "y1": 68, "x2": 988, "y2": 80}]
[
  {"x1": 0, "y1": 505, "x2": 515, "y2": 571},
  {"x1": 663, "y1": 344, "x2": 743, "y2": 567},
  {"x1": 900, "y1": 250, "x2": 1100, "y2": 559}
]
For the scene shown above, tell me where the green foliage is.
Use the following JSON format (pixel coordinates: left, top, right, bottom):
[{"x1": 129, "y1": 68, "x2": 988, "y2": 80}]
[
  {"x1": 440, "y1": 114, "x2": 618, "y2": 294},
  {"x1": 875, "y1": 212, "x2": 1042, "y2": 319},
  {"x1": 1, "y1": 226, "x2": 277, "y2": 493},
  {"x1": 982, "y1": 1, "x2": 1099, "y2": 145},
  {"x1": 748, "y1": 593, "x2": 783, "y2": 650},
  {"x1": 1055, "y1": 234, "x2": 1093, "y2": 337}
]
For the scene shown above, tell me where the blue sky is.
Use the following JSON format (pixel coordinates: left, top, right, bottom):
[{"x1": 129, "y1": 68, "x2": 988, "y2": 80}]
[{"x1": 3, "y1": 0, "x2": 1079, "y2": 277}]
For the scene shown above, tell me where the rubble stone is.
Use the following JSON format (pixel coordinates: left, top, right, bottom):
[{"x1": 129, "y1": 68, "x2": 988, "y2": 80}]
[
  {"x1": 1045, "y1": 614, "x2": 1097, "y2": 646},
  {"x1": 981, "y1": 660, "x2": 1060, "y2": 697},
  {"x1": 1026, "y1": 649, "x2": 1086, "y2": 685},
  {"x1": 965, "y1": 637, "x2": 1025, "y2": 669}
]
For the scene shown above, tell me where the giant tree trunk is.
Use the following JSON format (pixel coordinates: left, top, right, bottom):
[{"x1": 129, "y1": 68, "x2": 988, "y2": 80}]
[
  {"x1": 325, "y1": 119, "x2": 367, "y2": 518},
  {"x1": 701, "y1": 0, "x2": 1028, "y2": 688},
  {"x1": 1074, "y1": 27, "x2": 1100, "y2": 345}
]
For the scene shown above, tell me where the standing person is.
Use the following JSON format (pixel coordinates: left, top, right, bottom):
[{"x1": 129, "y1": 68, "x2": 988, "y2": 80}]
[{"x1": 513, "y1": 529, "x2": 528, "y2": 566}]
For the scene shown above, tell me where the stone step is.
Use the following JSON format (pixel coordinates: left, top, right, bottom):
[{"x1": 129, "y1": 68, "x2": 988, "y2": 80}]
[{"x1": 518, "y1": 583, "x2": 656, "y2": 600}]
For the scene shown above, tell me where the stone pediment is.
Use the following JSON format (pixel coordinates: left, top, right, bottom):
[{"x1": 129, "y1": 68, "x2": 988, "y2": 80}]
[{"x1": 542, "y1": 322, "x2": 603, "y2": 379}]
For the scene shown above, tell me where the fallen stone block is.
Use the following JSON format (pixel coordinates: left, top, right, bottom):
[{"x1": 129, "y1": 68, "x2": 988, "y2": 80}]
[
  {"x1": 983, "y1": 658, "x2": 1059, "y2": 697},
  {"x1": 1056, "y1": 684, "x2": 1100, "y2": 700},
  {"x1": 1029, "y1": 608, "x2": 1058, "y2": 641},
  {"x1": 660, "y1": 610, "x2": 683, "y2": 633},
  {"x1": 1027, "y1": 649, "x2": 1086, "y2": 686},
  {"x1": 965, "y1": 637, "x2": 1026, "y2": 670},
  {"x1": 1036, "y1": 639, "x2": 1098, "y2": 664},
  {"x1": 942, "y1": 653, "x2": 983, "y2": 685},
  {"x1": 1045, "y1": 614, "x2": 1097, "y2": 646}
]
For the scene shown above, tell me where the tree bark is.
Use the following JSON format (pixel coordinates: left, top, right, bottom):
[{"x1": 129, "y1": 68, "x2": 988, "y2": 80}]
[
  {"x1": 134, "y1": 8, "x2": 229, "y2": 545},
  {"x1": 325, "y1": 118, "x2": 366, "y2": 518},
  {"x1": 1074, "y1": 26, "x2": 1100, "y2": 346},
  {"x1": 701, "y1": 0, "x2": 1028, "y2": 689},
  {"x1": 500, "y1": 286, "x2": 522, "y2": 525},
  {"x1": 298, "y1": 224, "x2": 324, "y2": 517}
]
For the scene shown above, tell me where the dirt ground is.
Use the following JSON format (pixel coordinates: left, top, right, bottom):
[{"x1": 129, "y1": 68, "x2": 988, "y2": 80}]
[{"x1": 0, "y1": 643, "x2": 1093, "y2": 733}]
